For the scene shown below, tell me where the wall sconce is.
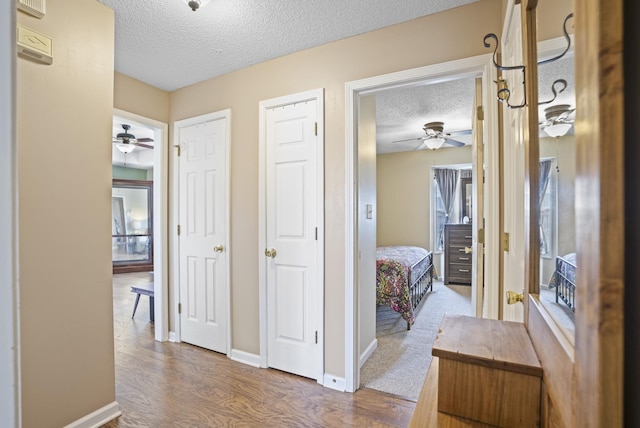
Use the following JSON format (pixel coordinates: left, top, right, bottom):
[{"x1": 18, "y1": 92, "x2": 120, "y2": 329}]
[{"x1": 484, "y1": 13, "x2": 574, "y2": 109}]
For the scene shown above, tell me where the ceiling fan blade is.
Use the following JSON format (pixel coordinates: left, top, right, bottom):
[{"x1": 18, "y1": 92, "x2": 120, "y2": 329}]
[
  {"x1": 446, "y1": 129, "x2": 472, "y2": 137},
  {"x1": 135, "y1": 142, "x2": 154, "y2": 150},
  {"x1": 444, "y1": 138, "x2": 465, "y2": 147},
  {"x1": 392, "y1": 136, "x2": 427, "y2": 144},
  {"x1": 414, "y1": 141, "x2": 427, "y2": 150},
  {"x1": 136, "y1": 137, "x2": 154, "y2": 143}
]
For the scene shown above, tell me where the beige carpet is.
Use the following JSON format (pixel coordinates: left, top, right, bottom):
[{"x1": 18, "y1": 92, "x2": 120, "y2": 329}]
[{"x1": 360, "y1": 281, "x2": 472, "y2": 401}]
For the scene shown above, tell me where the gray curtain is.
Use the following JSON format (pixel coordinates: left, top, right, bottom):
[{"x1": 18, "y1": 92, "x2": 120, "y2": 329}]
[
  {"x1": 435, "y1": 168, "x2": 460, "y2": 223},
  {"x1": 539, "y1": 160, "x2": 553, "y2": 254}
]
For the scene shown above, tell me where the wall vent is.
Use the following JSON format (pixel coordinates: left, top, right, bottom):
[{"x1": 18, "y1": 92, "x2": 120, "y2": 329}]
[{"x1": 17, "y1": 0, "x2": 46, "y2": 19}]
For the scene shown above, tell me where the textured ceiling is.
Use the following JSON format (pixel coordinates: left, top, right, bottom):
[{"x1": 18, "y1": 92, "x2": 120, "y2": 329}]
[
  {"x1": 100, "y1": 0, "x2": 574, "y2": 160},
  {"x1": 97, "y1": 0, "x2": 478, "y2": 91}
]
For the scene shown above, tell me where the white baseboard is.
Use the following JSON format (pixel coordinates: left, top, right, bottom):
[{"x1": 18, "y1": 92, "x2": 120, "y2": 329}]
[
  {"x1": 323, "y1": 374, "x2": 346, "y2": 392},
  {"x1": 64, "y1": 401, "x2": 121, "y2": 428},
  {"x1": 229, "y1": 349, "x2": 261, "y2": 367},
  {"x1": 359, "y1": 338, "x2": 378, "y2": 368}
]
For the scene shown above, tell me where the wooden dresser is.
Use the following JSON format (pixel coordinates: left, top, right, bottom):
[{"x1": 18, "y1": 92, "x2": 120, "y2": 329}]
[{"x1": 444, "y1": 223, "x2": 472, "y2": 285}]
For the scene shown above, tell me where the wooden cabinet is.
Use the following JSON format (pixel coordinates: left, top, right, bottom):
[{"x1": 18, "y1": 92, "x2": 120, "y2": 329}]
[{"x1": 444, "y1": 223, "x2": 472, "y2": 285}]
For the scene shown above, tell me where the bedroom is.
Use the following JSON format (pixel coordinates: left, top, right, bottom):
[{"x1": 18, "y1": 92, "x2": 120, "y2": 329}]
[{"x1": 359, "y1": 42, "x2": 577, "y2": 398}]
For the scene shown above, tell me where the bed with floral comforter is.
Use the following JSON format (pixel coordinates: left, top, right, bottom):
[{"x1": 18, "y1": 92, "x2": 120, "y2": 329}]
[{"x1": 376, "y1": 246, "x2": 433, "y2": 328}]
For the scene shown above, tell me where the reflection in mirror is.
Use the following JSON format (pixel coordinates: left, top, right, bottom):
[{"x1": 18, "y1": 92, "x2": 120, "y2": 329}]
[
  {"x1": 112, "y1": 179, "x2": 153, "y2": 273},
  {"x1": 538, "y1": 49, "x2": 575, "y2": 343}
]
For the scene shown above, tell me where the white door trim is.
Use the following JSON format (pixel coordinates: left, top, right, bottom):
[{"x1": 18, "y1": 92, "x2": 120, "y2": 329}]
[
  {"x1": 344, "y1": 54, "x2": 499, "y2": 392},
  {"x1": 0, "y1": 1, "x2": 19, "y2": 426},
  {"x1": 113, "y1": 108, "x2": 170, "y2": 342},
  {"x1": 258, "y1": 89, "x2": 325, "y2": 381},
  {"x1": 171, "y1": 110, "x2": 232, "y2": 356}
]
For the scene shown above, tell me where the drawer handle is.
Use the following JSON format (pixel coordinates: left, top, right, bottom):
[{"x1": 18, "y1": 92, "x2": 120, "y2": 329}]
[
  {"x1": 459, "y1": 257, "x2": 470, "y2": 261},
  {"x1": 458, "y1": 248, "x2": 466, "y2": 252},
  {"x1": 459, "y1": 269, "x2": 470, "y2": 273},
  {"x1": 465, "y1": 235, "x2": 472, "y2": 239}
]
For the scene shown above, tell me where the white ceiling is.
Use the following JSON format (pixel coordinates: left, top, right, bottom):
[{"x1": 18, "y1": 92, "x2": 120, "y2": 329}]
[
  {"x1": 103, "y1": 0, "x2": 574, "y2": 163},
  {"x1": 97, "y1": 0, "x2": 478, "y2": 92}
]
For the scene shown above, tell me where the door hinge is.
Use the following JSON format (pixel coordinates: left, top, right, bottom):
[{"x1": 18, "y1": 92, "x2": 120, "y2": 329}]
[
  {"x1": 178, "y1": 303, "x2": 182, "y2": 314},
  {"x1": 478, "y1": 228, "x2": 485, "y2": 245},
  {"x1": 177, "y1": 225, "x2": 181, "y2": 236},
  {"x1": 314, "y1": 122, "x2": 318, "y2": 136},
  {"x1": 477, "y1": 105, "x2": 484, "y2": 121},
  {"x1": 315, "y1": 331, "x2": 318, "y2": 344},
  {"x1": 174, "y1": 144, "x2": 181, "y2": 157},
  {"x1": 315, "y1": 227, "x2": 318, "y2": 240},
  {"x1": 503, "y1": 232, "x2": 510, "y2": 251}
]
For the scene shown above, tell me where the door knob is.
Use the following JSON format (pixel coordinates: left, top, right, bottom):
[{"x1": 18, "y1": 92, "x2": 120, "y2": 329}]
[
  {"x1": 265, "y1": 248, "x2": 277, "y2": 258},
  {"x1": 506, "y1": 290, "x2": 524, "y2": 304},
  {"x1": 214, "y1": 245, "x2": 224, "y2": 253},
  {"x1": 464, "y1": 246, "x2": 473, "y2": 254}
]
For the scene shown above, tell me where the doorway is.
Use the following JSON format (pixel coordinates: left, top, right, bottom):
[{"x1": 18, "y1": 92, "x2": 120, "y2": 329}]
[
  {"x1": 344, "y1": 55, "x2": 500, "y2": 392},
  {"x1": 111, "y1": 109, "x2": 169, "y2": 342}
]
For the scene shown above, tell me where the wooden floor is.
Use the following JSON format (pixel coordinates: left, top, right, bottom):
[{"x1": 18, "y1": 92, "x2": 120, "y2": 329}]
[{"x1": 104, "y1": 272, "x2": 416, "y2": 427}]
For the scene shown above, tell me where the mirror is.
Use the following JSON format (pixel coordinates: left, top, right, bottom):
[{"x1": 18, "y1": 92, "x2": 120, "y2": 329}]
[
  {"x1": 112, "y1": 179, "x2": 153, "y2": 273},
  {"x1": 538, "y1": 39, "x2": 575, "y2": 342},
  {"x1": 460, "y1": 176, "x2": 472, "y2": 223}
]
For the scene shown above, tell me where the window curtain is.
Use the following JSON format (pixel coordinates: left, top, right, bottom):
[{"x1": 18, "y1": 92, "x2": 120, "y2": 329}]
[
  {"x1": 539, "y1": 159, "x2": 553, "y2": 254},
  {"x1": 435, "y1": 168, "x2": 460, "y2": 224}
]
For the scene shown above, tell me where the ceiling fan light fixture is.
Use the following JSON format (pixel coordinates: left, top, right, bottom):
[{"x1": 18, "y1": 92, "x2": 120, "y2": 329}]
[
  {"x1": 425, "y1": 137, "x2": 445, "y2": 150},
  {"x1": 544, "y1": 123, "x2": 572, "y2": 138},
  {"x1": 116, "y1": 143, "x2": 136, "y2": 154}
]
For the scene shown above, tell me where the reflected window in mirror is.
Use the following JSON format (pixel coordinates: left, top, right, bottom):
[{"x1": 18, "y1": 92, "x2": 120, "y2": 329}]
[
  {"x1": 538, "y1": 51, "x2": 576, "y2": 342},
  {"x1": 112, "y1": 179, "x2": 153, "y2": 273}
]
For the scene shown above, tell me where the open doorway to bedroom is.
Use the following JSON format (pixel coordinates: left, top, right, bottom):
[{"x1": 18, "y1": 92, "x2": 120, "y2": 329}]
[
  {"x1": 358, "y1": 77, "x2": 475, "y2": 401},
  {"x1": 345, "y1": 54, "x2": 501, "y2": 397}
]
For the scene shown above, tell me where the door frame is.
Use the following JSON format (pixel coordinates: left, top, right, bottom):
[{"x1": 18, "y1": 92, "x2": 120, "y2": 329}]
[
  {"x1": 258, "y1": 89, "x2": 325, "y2": 381},
  {"x1": 114, "y1": 108, "x2": 170, "y2": 342},
  {"x1": 0, "y1": 0, "x2": 18, "y2": 425},
  {"x1": 344, "y1": 54, "x2": 500, "y2": 392},
  {"x1": 171, "y1": 110, "x2": 232, "y2": 355}
]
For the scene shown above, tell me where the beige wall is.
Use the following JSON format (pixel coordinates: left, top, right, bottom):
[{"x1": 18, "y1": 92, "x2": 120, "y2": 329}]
[
  {"x1": 377, "y1": 146, "x2": 473, "y2": 276},
  {"x1": 358, "y1": 95, "x2": 377, "y2": 359},
  {"x1": 168, "y1": 0, "x2": 503, "y2": 376},
  {"x1": 17, "y1": 1, "x2": 116, "y2": 427},
  {"x1": 114, "y1": 72, "x2": 170, "y2": 124}
]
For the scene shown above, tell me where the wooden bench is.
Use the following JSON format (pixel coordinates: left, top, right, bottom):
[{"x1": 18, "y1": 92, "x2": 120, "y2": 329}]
[
  {"x1": 411, "y1": 314, "x2": 542, "y2": 427},
  {"x1": 131, "y1": 283, "x2": 154, "y2": 322}
]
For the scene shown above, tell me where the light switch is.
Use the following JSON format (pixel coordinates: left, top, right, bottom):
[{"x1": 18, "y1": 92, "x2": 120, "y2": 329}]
[{"x1": 366, "y1": 204, "x2": 373, "y2": 219}]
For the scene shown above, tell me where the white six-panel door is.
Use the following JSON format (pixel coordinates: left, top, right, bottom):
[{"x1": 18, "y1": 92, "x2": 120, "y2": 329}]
[
  {"x1": 261, "y1": 92, "x2": 324, "y2": 381},
  {"x1": 177, "y1": 111, "x2": 230, "y2": 353},
  {"x1": 501, "y1": 4, "x2": 526, "y2": 322}
]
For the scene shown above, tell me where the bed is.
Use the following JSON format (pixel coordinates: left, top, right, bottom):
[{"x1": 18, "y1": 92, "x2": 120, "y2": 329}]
[
  {"x1": 376, "y1": 246, "x2": 434, "y2": 329},
  {"x1": 550, "y1": 252, "x2": 576, "y2": 312}
]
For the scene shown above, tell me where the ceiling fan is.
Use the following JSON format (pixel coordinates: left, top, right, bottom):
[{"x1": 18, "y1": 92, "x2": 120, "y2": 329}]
[
  {"x1": 113, "y1": 124, "x2": 154, "y2": 153},
  {"x1": 540, "y1": 104, "x2": 575, "y2": 138},
  {"x1": 392, "y1": 122, "x2": 470, "y2": 150}
]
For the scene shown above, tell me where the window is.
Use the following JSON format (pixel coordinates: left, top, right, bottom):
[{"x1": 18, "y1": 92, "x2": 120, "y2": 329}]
[
  {"x1": 539, "y1": 159, "x2": 556, "y2": 258},
  {"x1": 433, "y1": 179, "x2": 446, "y2": 252}
]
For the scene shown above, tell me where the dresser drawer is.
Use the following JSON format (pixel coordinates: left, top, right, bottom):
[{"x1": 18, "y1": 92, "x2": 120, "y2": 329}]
[{"x1": 448, "y1": 252, "x2": 472, "y2": 264}]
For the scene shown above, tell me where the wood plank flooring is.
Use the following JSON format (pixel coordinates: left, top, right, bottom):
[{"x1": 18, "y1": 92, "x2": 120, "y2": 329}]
[{"x1": 104, "y1": 273, "x2": 416, "y2": 427}]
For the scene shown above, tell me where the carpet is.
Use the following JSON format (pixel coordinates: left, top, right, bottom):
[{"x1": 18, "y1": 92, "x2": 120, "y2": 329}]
[{"x1": 360, "y1": 281, "x2": 472, "y2": 401}]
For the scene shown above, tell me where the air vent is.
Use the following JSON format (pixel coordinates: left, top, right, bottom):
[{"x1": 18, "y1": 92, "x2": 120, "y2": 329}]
[{"x1": 18, "y1": 0, "x2": 46, "y2": 19}]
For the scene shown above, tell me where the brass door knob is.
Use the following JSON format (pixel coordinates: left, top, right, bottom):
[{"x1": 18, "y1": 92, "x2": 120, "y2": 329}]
[
  {"x1": 214, "y1": 245, "x2": 224, "y2": 253},
  {"x1": 265, "y1": 248, "x2": 277, "y2": 258},
  {"x1": 506, "y1": 290, "x2": 524, "y2": 304},
  {"x1": 465, "y1": 246, "x2": 473, "y2": 254}
]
